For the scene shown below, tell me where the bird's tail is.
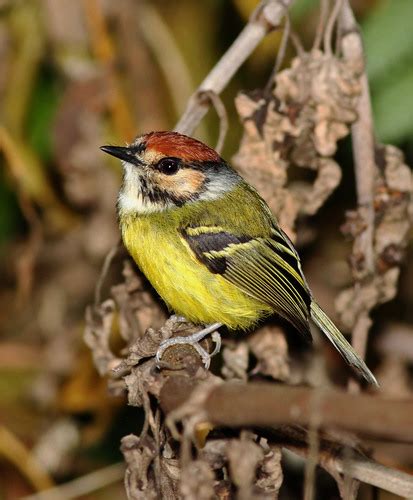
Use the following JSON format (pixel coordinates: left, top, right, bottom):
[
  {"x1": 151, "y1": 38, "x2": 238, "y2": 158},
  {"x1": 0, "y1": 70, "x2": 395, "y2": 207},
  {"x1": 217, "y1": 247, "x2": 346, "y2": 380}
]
[{"x1": 310, "y1": 301, "x2": 378, "y2": 386}]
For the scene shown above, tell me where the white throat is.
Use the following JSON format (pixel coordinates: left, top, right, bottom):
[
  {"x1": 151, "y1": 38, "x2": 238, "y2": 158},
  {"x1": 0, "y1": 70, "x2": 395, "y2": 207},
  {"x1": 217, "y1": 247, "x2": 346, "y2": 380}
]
[{"x1": 117, "y1": 162, "x2": 173, "y2": 215}]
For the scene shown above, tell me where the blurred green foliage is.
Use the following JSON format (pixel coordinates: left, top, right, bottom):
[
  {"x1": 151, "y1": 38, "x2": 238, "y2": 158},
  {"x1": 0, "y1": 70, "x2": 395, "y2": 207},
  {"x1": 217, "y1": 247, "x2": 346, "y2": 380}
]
[
  {"x1": 26, "y1": 66, "x2": 61, "y2": 163},
  {"x1": 362, "y1": 0, "x2": 413, "y2": 143},
  {"x1": 0, "y1": 170, "x2": 20, "y2": 245}
]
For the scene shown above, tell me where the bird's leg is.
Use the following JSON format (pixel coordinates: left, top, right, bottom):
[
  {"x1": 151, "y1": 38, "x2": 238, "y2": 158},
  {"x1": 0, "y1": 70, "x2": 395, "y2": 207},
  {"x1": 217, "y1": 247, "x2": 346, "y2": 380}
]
[{"x1": 156, "y1": 322, "x2": 222, "y2": 369}]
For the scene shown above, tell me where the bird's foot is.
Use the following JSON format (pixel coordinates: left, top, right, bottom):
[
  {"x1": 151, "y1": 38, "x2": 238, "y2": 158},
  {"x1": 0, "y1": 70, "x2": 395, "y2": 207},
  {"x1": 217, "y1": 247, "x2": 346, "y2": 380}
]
[
  {"x1": 156, "y1": 322, "x2": 222, "y2": 369},
  {"x1": 169, "y1": 314, "x2": 187, "y2": 323}
]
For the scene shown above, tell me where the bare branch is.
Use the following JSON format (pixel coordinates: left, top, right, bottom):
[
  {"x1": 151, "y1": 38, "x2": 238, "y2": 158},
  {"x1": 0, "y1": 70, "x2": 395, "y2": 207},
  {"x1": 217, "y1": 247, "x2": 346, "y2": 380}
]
[
  {"x1": 340, "y1": 1, "x2": 376, "y2": 275},
  {"x1": 335, "y1": 455, "x2": 413, "y2": 499},
  {"x1": 324, "y1": 0, "x2": 343, "y2": 56},
  {"x1": 285, "y1": 445, "x2": 413, "y2": 499},
  {"x1": 272, "y1": 12, "x2": 291, "y2": 78},
  {"x1": 161, "y1": 379, "x2": 413, "y2": 444},
  {"x1": 303, "y1": 427, "x2": 319, "y2": 500},
  {"x1": 160, "y1": 380, "x2": 413, "y2": 496},
  {"x1": 338, "y1": 0, "x2": 377, "y2": 392},
  {"x1": 174, "y1": 0, "x2": 294, "y2": 135},
  {"x1": 312, "y1": 0, "x2": 329, "y2": 51},
  {"x1": 198, "y1": 90, "x2": 228, "y2": 154},
  {"x1": 94, "y1": 240, "x2": 120, "y2": 307}
]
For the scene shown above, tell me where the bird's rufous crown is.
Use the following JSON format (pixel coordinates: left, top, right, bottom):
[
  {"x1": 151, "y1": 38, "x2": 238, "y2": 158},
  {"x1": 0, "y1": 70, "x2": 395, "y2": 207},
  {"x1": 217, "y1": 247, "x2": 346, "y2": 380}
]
[{"x1": 143, "y1": 131, "x2": 221, "y2": 163}]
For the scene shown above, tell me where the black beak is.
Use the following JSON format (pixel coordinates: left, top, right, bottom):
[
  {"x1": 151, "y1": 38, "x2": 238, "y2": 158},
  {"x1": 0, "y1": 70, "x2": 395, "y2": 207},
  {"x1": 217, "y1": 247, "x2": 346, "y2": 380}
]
[{"x1": 100, "y1": 145, "x2": 143, "y2": 165}]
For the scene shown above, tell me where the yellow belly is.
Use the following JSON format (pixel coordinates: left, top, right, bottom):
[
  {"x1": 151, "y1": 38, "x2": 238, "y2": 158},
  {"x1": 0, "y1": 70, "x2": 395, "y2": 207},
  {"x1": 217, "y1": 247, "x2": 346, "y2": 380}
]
[{"x1": 121, "y1": 217, "x2": 271, "y2": 330}]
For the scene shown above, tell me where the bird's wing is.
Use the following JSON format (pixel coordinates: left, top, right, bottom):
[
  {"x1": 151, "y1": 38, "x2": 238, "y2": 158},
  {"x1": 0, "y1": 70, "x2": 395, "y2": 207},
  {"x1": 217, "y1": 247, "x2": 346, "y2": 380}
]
[{"x1": 181, "y1": 224, "x2": 312, "y2": 338}]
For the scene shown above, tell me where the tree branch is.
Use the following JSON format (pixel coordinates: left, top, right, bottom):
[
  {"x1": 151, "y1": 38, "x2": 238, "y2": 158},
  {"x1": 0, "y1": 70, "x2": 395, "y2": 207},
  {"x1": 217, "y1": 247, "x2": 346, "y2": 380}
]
[
  {"x1": 339, "y1": 1, "x2": 376, "y2": 367},
  {"x1": 284, "y1": 443, "x2": 413, "y2": 499},
  {"x1": 340, "y1": 3, "x2": 376, "y2": 264},
  {"x1": 174, "y1": 0, "x2": 294, "y2": 135},
  {"x1": 160, "y1": 379, "x2": 413, "y2": 497},
  {"x1": 160, "y1": 379, "x2": 413, "y2": 444},
  {"x1": 336, "y1": 455, "x2": 413, "y2": 499}
]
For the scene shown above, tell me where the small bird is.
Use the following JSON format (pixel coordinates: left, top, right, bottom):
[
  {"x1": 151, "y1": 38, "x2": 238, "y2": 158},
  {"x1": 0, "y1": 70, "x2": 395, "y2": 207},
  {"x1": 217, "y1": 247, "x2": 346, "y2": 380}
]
[{"x1": 101, "y1": 131, "x2": 377, "y2": 385}]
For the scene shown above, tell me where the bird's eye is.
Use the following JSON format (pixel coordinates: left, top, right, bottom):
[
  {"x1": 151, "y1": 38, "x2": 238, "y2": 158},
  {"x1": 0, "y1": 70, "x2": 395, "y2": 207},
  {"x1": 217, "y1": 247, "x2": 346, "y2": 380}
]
[{"x1": 157, "y1": 157, "x2": 180, "y2": 175}]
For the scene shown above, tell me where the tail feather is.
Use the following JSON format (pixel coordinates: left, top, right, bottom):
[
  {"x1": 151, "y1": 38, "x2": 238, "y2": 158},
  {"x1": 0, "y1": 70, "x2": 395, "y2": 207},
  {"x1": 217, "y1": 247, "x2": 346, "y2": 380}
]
[{"x1": 310, "y1": 301, "x2": 378, "y2": 386}]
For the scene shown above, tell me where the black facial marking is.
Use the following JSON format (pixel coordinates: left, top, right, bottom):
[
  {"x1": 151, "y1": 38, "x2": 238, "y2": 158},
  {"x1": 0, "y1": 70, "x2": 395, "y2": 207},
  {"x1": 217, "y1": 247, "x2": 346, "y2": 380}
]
[
  {"x1": 148, "y1": 185, "x2": 199, "y2": 207},
  {"x1": 130, "y1": 142, "x2": 146, "y2": 155},
  {"x1": 185, "y1": 160, "x2": 230, "y2": 173},
  {"x1": 139, "y1": 176, "x2": 148, "y2": 192},
  {"x1": 137, "y1": 177, "x2": 200, "y2": 208}
]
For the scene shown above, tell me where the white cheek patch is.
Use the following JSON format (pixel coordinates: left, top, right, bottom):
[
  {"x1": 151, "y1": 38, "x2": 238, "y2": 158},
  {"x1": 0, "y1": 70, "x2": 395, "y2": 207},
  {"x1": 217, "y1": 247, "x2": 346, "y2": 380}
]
[
  {"x1": 118, "y1": 162, "x2": 172, "y2": 215},
  {"x1": 118, "y1": 191, "x2": 153, "y2": 214}
]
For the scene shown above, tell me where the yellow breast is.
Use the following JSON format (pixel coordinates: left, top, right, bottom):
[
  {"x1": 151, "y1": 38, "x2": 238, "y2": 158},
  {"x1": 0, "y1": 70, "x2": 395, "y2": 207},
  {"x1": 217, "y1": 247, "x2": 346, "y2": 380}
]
[{"x1": 120, "y1": 215, "x2": 271, "y2": 330}]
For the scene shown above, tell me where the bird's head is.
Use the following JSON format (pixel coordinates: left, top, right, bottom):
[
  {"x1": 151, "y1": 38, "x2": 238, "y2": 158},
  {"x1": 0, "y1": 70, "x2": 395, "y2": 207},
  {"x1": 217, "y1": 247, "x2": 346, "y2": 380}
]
[{"x1": 101, "y1": 131, "x2": 240, "y2": 215}]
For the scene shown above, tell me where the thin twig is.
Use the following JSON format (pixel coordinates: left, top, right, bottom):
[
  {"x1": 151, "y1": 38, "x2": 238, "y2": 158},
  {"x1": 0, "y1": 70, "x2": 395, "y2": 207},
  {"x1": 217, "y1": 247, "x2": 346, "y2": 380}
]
[
  {"x1": 303, "y1": 390, "x2": 324, "y2": 500},
  {"x1": 198, "y1": 90, "x2": 228, "y2": 154},
  {"x1": 274, "y1": 13, "x2": 291, "y2": 73},
  {"x1": 303, "y1": 427, "x2": 319, "y2": 500},
  {"x1": 94, "y1": 240, "x2": 120, "y2": 307},
  {"x1": 174, "y1": 0, "x2": 295, "y2": 135},
  {"x1": 341, "y1": 447, "x2": 360, "y2": 500},
  {"x1": 285, "y1": 445, "x2": 413, "y2": 499},
  {"x1": 335, "y1": 3, "x2": 344, "y2": 57},
  {"x1": 335, "y1": 455, "x2": 413, "y2": 499},
  {"x1": 289, "y1": 29, "x2": 305, "y2": 56},
  {"x1": 340, "y1": 1, "x2": 375, "y2": 275},
  {"x1": 324, "y1": 0, "x2": 343, "y2": 57},
  {"x1": 312, "y1": 0, "x2": 329, "y2": 51},
  {"x1": 264, "y1": 13, "x2": 291, "y2": 94},
  {"x1": 153, "y1": 408, "x2": 162, "y2": 497}
]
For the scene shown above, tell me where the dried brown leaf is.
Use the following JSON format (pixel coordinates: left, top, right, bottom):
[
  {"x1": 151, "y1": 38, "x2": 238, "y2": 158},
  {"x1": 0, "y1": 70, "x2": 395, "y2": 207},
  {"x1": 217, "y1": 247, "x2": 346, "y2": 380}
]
[
  {"x1": 121, "y1": 434, "x2": 158, "y2": 500},
  {"x1": 180, "y1": 460, "x2": 215, "y2": 500},
  {"x1": 226, "y1": 437, "x2": 264, "y2": 499},
  {"x1": 221, "y1": 342, "x2": 249, "y2": 381},
  {"x1": 248, "y1": 326, "x2": 290, "y2": 381},
  {"x1": 336, "y1": 145, "x2": 413, "y2": 329},
  {"x1": 256, "y1": 446, "x2": 283, "y2": 496}
]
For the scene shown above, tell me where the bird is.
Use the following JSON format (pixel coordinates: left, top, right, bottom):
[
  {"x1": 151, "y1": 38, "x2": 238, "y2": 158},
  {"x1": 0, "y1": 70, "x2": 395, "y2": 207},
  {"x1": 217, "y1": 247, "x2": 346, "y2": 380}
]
[{"x1": 101, "y1": 131, "x2": 377, "y2": 385}]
